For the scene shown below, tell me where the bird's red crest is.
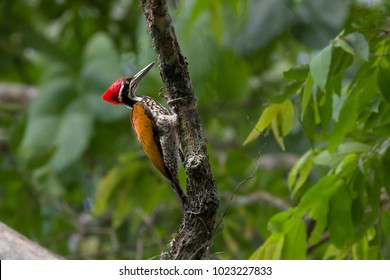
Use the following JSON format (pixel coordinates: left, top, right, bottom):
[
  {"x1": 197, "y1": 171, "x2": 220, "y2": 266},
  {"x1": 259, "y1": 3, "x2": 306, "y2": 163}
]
[{"x1": 102, "y1": 78, "x2": 124, "y2": 104}]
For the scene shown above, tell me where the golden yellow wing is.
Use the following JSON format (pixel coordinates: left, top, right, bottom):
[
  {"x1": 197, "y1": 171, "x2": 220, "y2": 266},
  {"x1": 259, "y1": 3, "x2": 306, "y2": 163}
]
[{"x1": 131, "y1": 102, "x2": 169, "y2": 179}]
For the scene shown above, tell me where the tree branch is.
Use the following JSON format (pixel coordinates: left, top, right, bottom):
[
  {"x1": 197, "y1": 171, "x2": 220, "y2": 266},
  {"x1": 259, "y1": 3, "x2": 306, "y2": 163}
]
[
  {"x1": 0, "y1": 222, "x2": 62, "y2": 259},
  {"x1": 0, "y1": 83, "x2": 37, "y2": 105},
  {"x1": 139, "y1": 0, "x2": 219, "y2": 259}
]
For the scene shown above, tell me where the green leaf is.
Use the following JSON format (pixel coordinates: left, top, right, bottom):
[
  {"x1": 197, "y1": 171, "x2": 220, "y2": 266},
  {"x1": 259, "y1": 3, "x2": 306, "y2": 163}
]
[
  {"x1": 300, "y1": 99, "x2": 316, "y2": 147},
  {"x1": 268, "y1": 209, "x2": 295, "y2": 233},
  {"x1": 288, "y1": 150, "x2": 313, "y2": 195},
  {"x1": 31, "y1": 76, "x2": 76, "y2": 116},
  {"x1": 283, "y1": 65, "x2": 309, "y2": 81},
  {"x1": 275, "y1": 100, "x2": 294, "y2": 136},
  {"x1": 310, "y1": 44, "x2": 333, "y2": 91},
  {"x1": 335, "y1": 153, "x2": 358, "y2": 176},
  {"x1": 308, "y1": 202, "x2": 329, "y2": 244},
  {"x1": 271, "y1": 122, "x2": 284, "y2": 150},
  {"x1": 275, "y1": 80, "x2": 303, "y2": 102},
  {"x1": 244, "y1": 100, "x2": 293, "y2": 146},
  {"x1": 301, "y1": 74, "x2": 314, "y2": 120},
  {"x1": 377, "y1": 66, "x2": 390, "y2": 103},
  {"x1": 324, "y1": 244, "x2": 349, "y2": 260},
  {"x1": 344, "y1": 32, "x2": 369, "y2": 61},
  {"x1": 352, "y1": 233, "x2": 378, "y2": 260},
  {"x1": 328, "y1": 94, "x2": 358, "y2": 153},
  {"x1": 19, "y1": 116, "x2": 60, "y2": 162},
  {"x1": 282, "y1": 217, "x2": 306, "y2": 259},
  {"x1": 329, "y1": 43, "x2": 354, "y2": 83},
  {"x1": 267, "y1": 211, "x2": 306, "y2": 259},
  {"x1": 338, "y1": 142, "x2": 370, "y2": 154},
  {"x1": 82, "y1": 32, "x2": 122, "y2": 90},
  {"x1": 313, "y1": 93, "x2": 321, "y2": 125},
  {"x1": 313, "y1": 149, "x2": 335, "y2": 166},
  {"x1": 112, "y1": 184, "x2": 135, "y2": 228},
  {"x1": 250, "y1": 232, "x2": 284, "y2": 260},
  {"x1": 83, "y1": 32, "x2": 119, "y2": 65},
  {"x1": 333, "y1": 37, "x2": 355, "y2": 56},
  {"x1": 317, "y1": 89, "x2": 333, "y2": 132},
  {"x1": 243, "y1": 104, "x2": 280, "y2": 145},
  {"x1": 32, "y1": 165, "x2": 64, "y2": 198},
  {"x1": 332, "y1": 90, "x2": 348, "y2": 121},
  {"x1": 329, "y1": 185, "x2": 355, "y2": 248},
  {"x1": 296, "y1": 175, "x2": 340, "y2": 217},
  {"x1": 93, "y1": 166, "x2": 124, "y2": 215},
  {"x1": 270, "y1": 100, "x2": 294, "y2": 150},
  {"x1": 349, "y1": 63, "x2": 378, "y2": 109},
  {"x1": 49, "y1": 108, "x2": 93, "y2": 171}
]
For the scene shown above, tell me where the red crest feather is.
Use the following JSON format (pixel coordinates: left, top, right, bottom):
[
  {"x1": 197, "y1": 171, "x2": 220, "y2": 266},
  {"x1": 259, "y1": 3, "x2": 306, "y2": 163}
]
[{"x1": 102, "y1": 78, "x2": 124, "y2": 104}]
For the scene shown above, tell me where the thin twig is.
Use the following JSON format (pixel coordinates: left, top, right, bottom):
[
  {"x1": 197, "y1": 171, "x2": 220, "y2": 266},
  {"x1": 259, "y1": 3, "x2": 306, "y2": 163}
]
[{"x1": 212, "y1": 142, "x2": 267, "y2": 240}]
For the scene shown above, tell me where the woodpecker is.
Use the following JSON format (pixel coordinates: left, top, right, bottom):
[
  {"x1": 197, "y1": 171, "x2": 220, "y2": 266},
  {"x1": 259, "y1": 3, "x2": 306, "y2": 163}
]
[{"x1": 102, "y1": 62, "x2": 187, "y2": 211}]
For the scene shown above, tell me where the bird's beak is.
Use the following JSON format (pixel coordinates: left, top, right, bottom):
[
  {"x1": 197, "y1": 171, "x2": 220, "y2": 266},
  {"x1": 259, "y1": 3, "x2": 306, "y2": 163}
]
[{"x1": 130, "y1": 61, "x2": 155, "y2": 94}]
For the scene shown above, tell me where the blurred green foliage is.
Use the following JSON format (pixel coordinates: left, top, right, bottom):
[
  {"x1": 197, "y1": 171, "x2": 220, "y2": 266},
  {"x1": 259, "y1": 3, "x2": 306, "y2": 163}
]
[{"x1": 1, "y1": 0, "x2": 390, "y2": 260}]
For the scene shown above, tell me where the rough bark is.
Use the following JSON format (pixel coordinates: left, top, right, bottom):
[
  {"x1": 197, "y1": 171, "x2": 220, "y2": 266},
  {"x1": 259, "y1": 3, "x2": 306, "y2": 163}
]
[
  {"x1": 0, "y1": 222, "x2": 62, "y2": 260},
  {"x1": 139, "y1": 0, "x2": 219, "y2": 259}
]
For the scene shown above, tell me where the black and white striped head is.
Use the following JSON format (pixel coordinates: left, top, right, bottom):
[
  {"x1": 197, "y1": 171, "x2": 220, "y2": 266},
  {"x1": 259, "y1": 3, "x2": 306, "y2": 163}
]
[{"x1": 102, "y1": 62, "x2": 155, "y2": 108}]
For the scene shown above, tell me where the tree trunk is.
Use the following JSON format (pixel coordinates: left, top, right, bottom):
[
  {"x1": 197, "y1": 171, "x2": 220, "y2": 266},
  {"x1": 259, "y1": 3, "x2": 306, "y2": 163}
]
[{"x1": 139, "y1": 0, "x2": 220, "y2": 259}]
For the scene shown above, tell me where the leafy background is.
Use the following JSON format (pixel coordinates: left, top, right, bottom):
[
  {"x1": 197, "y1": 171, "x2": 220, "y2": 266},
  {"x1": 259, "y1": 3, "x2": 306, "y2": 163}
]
[{"x1": 1, "y1": 0, "x2": 390, "y2": 259}]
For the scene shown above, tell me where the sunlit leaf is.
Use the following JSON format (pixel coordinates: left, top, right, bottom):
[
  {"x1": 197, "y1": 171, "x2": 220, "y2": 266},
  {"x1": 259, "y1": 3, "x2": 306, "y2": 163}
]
[
  {"x1": 271, "y1": 100, "x2": 294, "y2": 150},
  {"x1": 279, "y1": 100, "x2": 294, "y2": 136},
  {"x1": 243, "y1": 103, "x2": 282, "y2": 145},
  {"x1": 352, "y1": 233, "x2": 378, "y2": 260},
  {"x1": 271, "y1": 118, "x2": 285, "y2": 150},
  {"x1": 282, "y1": 217, "x2": 306, "y2": 259},
  {"x1": 324, "y1": 244, "x2": 349, "y2": 260},
  {"x1": 250, "y1": 232, "x2": 285, "y2": 260},
  {"x1": 335, "y1": 153, "x2": 358, "y2": 176}
]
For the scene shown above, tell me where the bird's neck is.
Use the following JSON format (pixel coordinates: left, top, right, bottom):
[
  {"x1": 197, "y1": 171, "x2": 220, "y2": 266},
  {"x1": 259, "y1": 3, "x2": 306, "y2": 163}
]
[{"x1": 123, "y1": 95, "x2": 142, "y2": 108}]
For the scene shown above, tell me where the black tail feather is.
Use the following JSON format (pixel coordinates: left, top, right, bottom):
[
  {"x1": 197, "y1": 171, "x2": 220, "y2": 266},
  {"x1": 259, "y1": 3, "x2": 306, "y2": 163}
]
[{"x1": 170, "y1": 176, "x2": 187, "y2": 212}]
